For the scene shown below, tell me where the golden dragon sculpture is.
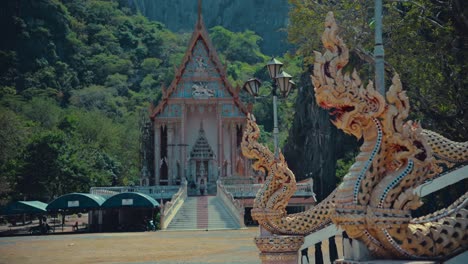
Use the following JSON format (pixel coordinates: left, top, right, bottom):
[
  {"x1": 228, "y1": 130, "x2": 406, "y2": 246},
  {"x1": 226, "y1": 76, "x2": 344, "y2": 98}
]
[{"x1": 242, "y1": 12, "x2": 468, "y2": 259}]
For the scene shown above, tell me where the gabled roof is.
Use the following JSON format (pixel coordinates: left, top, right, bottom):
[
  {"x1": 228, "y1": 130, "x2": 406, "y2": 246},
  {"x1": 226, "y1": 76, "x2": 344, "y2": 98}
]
[{"x1": 150, "y1": 12, "x2": 249, "y2": 119}]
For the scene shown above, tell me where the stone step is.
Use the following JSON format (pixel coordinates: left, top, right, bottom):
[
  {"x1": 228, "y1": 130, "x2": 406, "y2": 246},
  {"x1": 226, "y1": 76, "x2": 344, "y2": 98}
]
[{"x1": 166, "y1": 196, "x2": 240, "y2": 230}]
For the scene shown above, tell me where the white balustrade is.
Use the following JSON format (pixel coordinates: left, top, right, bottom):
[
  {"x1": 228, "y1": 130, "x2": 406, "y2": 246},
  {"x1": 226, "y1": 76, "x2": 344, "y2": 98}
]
[
  {"x1": 221, "y1": 178, "x2": 315, "y2": 198},
  {"x1": 160, "y1": 181, "x2": 188, "y2": 230},
  {"x1": 216, "y1": 180, "x2": 245, "y2": 228},
  {"x1": 90, "y1": 185, "x2": 181, "y2": 199}
]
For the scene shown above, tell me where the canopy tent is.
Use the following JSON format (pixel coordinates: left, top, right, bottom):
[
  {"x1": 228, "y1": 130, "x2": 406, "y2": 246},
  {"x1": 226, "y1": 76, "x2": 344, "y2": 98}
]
[
  {"x1": 46, "y1": 193, "x2": 107, "y2": 211},
  {"x1": 1, "y1": 201, "x2": 48, "y2": 215},
  {"x1": 101, "y1": 192, "x2": 159, "y2": 208}
]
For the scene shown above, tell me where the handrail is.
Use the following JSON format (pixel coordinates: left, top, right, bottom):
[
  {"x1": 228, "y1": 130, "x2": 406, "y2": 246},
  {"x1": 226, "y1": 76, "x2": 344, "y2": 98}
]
[
  {"x1": 160, "y1": 181, "x2": 187, "y2": 230},
  {"x1": 90, "y1": 185, "x2": 180, "y2": 199},
  {"x1": 222, "y1": 178, "x2": 315, "y2": 198},
  {"x1": 216, "y1": 180, "x2": 245, "y2": 228},
  {"x1": 415, "y1": 164, "x2": 468, "y2": 197}
]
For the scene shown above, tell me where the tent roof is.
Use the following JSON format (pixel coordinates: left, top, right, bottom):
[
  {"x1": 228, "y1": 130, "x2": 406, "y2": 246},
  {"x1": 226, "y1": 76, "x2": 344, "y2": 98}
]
[
  {"x1": 101, "y1": 192, "x2": 159, "y2": 208},
  {"x1": 46, "y1": 193, "x2": 107, "y2": 211},
  {"x1": 1, "y1": 201, "x2": 48, "y2": 215}
]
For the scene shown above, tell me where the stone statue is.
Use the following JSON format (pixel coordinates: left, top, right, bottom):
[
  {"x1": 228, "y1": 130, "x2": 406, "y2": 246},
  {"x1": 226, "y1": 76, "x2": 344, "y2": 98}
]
[{"x1": 241, "y1": 12, "x2": 467, "y2": 261}]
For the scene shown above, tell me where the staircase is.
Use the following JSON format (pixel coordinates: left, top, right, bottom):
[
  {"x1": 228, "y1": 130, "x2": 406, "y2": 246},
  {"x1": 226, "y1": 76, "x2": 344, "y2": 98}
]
[{"x1": 166, "y1": 196, "x2": 240, "y2": 230}]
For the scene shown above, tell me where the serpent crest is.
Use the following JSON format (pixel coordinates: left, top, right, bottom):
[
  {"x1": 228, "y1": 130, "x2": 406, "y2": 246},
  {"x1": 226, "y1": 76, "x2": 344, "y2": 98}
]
[{"x1": 242, "y1": 12, "x2": 468, "y2": 259}]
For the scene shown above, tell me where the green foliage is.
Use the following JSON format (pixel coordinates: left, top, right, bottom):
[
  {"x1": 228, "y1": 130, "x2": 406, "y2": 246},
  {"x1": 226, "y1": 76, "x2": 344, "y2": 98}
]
[
  {"x1": 0, "y1": 109, "x2": 29, "y2": 203},
  {"x1": 17, "y1": 130, "x2": 81, "y2": 200},
  {"x1": 0, "y1": 0, "x2": 291, "y2": 203},
  {"x1": 69, "y1": 85, "x2": 118, "y2": 112},
  {"x1": 141, "y1": 58, "x2": 162, "y2": 75},
  {"x1": 140, "y1": 74, "x2": 159, "y2": 91},
  {"x1": 210, "y1": 26, "x2": 266, "y2": 64},
  {"x1": 335, "y1": 154, "x2": 356, "y2": 185},
  {"x1": 22, "y1": 97, "x2": 62, "y2": 129},
  {"x1": 288, "y1": 0, "x2": 467, "y2": 140},
  {"x1": 105, "y1": 73, "x2": 129, "y2": 96}
]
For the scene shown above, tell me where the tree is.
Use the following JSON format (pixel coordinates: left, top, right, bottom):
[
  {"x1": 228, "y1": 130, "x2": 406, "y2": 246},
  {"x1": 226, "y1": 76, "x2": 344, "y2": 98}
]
[
  {"x1": 17, "y1": 131, "x2": 80, "y2": 200},
  {"x1": 141, "y1": 58, "x2": 162, "y2": 75},
  {"x1": 210, "y1": 26, "x2": 265, "y2": 64},
  {"x1": 140, "y1": 74, "x2": 158, "y2": 91},
  {"x1": 22, "y1": 97, "x2": 62, "y2": 129},
  {"x1": 0, "y1": 109, "x2": 28, "y2": 203},
  {"x1": 105, "y1": 73, "x2": 129, "y2": 96},
  {"x1": 288, "y1": 0, "x2": 467, "y2": 140}
]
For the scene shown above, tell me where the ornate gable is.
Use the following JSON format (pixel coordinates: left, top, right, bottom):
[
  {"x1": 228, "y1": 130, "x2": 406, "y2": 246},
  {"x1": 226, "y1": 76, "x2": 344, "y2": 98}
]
[
  {"x1": 171, "y1": 40, "x2": 231, "y2": 99},
  {"x1": 150, "y1": 13, "x2": 248, "y2": 119}
]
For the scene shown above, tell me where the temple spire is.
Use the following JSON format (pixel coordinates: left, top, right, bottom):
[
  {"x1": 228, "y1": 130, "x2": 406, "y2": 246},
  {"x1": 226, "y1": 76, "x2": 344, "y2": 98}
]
[{"x1": 198, "y1": 0, "x2": 202, "y2": 23}]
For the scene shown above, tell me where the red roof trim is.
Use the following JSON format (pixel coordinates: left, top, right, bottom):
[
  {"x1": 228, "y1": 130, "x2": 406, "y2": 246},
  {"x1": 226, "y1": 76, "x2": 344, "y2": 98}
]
[{"x1": 150, "y1": 16, "x2": 248, "y2": 120}]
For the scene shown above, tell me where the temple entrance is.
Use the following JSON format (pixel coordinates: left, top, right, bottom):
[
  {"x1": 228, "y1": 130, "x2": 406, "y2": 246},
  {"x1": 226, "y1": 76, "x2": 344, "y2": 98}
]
[
  {"x1": 195, "y1": 161, "x2": 208, "y2": 183},
  {"x1": 188, "y1": 122, "x2": 216, "y2": 195}
]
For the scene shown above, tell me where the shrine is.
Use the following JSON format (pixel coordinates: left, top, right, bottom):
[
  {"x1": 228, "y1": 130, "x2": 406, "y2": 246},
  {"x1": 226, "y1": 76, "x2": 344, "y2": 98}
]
[{"x1": 141, "y1": 4, "x2": 251, "y2": 195}]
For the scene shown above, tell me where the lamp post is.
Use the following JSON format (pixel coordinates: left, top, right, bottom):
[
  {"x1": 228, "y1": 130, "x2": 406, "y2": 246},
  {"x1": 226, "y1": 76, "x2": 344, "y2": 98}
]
[
  {"x1": 243, "y1": 58, "x2": 295, "y2": 159},
  {"x1": 374, "y1": 0, "x2": 385, "y2": 96}
]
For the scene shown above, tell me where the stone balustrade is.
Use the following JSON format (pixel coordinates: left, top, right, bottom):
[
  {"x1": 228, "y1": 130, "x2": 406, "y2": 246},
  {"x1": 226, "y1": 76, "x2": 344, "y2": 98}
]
[
  {"x1": 222, "y1": 178, "x2": 315, "y2": 198},
  {"x1": 160, "y1": 181, "x2": 188, "y2": 230},
  {"x1": 90, "y1": 185, "x2": 181, "y2": 199},
  {"x1": 216, "y1": 180, "x2": 245, "y2": 228}
]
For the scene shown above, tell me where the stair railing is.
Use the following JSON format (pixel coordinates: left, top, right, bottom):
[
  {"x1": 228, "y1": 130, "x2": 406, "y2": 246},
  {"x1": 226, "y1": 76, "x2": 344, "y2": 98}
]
[
  {"x1": 216, "y1": 179, "x2": 245, "y2": 228},
  {"x1": 160, "y1": 180, "x2": 188, "y2": 230}
]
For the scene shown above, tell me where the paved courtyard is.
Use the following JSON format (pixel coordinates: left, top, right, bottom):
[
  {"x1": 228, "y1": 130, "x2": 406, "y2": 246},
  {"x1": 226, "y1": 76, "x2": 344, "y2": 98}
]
[{"x1": 0, "y1": 228, "x2": 261, "y2": 264}]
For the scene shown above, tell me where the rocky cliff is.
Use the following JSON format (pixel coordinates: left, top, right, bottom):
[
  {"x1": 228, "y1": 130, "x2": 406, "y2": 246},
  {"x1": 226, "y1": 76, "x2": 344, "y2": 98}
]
[
  {"x1": 283, "y1": 67, "x2": 356, "y2": 201},
  {"x1": 126, "y1": 0, "x2": 290, "y2": 55}
]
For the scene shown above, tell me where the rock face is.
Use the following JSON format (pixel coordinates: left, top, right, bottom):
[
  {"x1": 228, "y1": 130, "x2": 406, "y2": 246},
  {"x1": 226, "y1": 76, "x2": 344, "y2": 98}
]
[
  {"x1": 127, "y1": 0, "x2": 290, "y2": 55},
  {"x1": 283, "y1": 68, "x2": 355, "y2": 201}
]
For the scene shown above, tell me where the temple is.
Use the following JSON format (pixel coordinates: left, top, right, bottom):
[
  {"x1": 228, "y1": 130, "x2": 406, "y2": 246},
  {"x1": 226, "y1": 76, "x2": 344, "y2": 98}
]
[
  {"x1": 91, "y1": 0, "x2": 315, "y2": 233},
  {"x1": 141, "y1": 3, "x2": 252, "y2": 195}
]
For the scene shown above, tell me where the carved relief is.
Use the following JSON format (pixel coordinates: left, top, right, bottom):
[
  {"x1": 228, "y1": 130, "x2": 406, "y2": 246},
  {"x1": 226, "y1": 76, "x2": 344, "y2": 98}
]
[{"x1": 192, "y1": 82, "x2": 215, "y2": 98}]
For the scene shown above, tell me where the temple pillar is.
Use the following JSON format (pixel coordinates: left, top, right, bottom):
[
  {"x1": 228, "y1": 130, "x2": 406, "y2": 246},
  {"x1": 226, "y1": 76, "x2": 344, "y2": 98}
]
[
  {"x1": 167, "y1": 123, "x2": 174, "y2": 185},
  {"x1": 209, "y1": 159, "x2": 215, "y2": 183},
  {"x1": 230, "y1": 121, "x2": 235, "y2": 176},
  {"x1": 181, "y1": 105, "x2": 187, "y2": 181},
  {"x1": 217, "y1": 103, "x2": 222, "y2": 180},
  {"x1": 175, "y1": 122, "x2": 181, "y2": 184},
  {"x1": 254, "y1": 227, "x2": 304, "y2": 264},
  {"x1": 154, "y1": 123, "x2": 161, "y2": 185},
  {"x1": 190, "y1": 160, "x2": 196, "y2": 182},
  {"x1": 219, "y1": 119, "x2": 224, "y2": 178}
]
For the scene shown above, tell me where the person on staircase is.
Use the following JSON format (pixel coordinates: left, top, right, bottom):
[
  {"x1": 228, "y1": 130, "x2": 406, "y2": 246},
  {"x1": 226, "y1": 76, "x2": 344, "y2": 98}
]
[{"x1": 200, "y1": 179, "x2": 205, "y2": 195}]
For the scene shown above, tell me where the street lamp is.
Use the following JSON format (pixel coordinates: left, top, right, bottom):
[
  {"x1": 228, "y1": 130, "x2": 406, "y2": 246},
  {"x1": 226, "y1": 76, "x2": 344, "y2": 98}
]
[
  {"x1": 242, "y1": 78, "x2": 261, "y2": 97},
  {"x1": 243, "y1": 58, "x2": 295, "y2": 159}
]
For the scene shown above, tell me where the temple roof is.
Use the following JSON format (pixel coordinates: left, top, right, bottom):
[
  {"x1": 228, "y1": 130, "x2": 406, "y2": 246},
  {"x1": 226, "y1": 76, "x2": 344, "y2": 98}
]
[
  {"x1": 190, "y1": 121, "x2": 214, "y2": 160},
  {"x1": 150, "y1": 3, "x2": 248, "y2": 120}
]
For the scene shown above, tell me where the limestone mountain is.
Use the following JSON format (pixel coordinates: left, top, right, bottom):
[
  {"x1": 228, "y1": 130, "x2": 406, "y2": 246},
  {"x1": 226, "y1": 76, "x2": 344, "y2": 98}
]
[{"x1": 126, "y1": 0, "x2": 290, "y2": 55}]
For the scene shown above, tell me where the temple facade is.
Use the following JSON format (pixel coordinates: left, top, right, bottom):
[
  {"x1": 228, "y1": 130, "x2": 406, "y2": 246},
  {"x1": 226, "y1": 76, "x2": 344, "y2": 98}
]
[{"x1": 141, "y1": 12, "x2": 252, "y2": 194}]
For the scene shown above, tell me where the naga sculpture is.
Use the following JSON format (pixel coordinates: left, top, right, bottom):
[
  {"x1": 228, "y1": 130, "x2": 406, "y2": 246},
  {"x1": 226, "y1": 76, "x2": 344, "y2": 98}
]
[{"x1": 242, "y1": 12, "x2": 467, "y2": 259}]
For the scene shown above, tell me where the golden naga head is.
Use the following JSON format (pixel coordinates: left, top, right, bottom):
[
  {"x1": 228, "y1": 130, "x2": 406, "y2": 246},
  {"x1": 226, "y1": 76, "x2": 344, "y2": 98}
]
[{"x1": 312, "y1": 12, "x2": 385, "y2": 139}]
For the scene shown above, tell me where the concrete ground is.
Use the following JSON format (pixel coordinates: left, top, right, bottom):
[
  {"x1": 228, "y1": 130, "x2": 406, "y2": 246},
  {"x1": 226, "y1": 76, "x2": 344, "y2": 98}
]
[
  {"x1": 0, "y1": 228, "x2": 261, "y2": 264},
  {"x1": 0, "y1": 227, "x2": 342, "y2": 264}
]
